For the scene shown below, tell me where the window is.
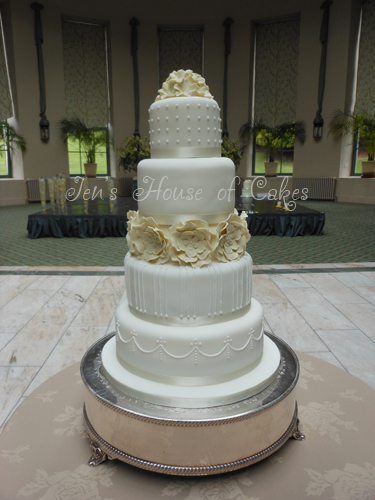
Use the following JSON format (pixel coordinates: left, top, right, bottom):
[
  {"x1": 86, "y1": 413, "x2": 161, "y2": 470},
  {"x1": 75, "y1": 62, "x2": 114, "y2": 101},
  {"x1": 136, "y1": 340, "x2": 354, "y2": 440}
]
[
  {"x1": 351, "y1": 1, "x2": 375, "y2": 175},
  {"x1": 252, "y1": 17, "x2": 300, "y2": 175},
  {"x1": 0, "y1": 126, "x2": 11, "y2": 178},
  {"x1": 0, "y1": 11, "x2": 14, "y2": 178},
  {"x1": 67, "y1": 127, "x2": 109, "y2": 176},
  {"x1": 61, "y1": 20, "x2": 110, "y2": 176},
  {"x1": 158, "y1": 26, "x2": 204, "y2": 88}
]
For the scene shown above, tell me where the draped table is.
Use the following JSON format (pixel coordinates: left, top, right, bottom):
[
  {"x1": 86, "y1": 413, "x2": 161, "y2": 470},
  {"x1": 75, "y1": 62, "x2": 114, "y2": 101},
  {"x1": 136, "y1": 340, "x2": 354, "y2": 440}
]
[
  {"x1": 0, "y1": 349, "x2": 374, "y2": 500},
  {"x1": 27, "y1": 198, "x2": 325, "y2": 239}
]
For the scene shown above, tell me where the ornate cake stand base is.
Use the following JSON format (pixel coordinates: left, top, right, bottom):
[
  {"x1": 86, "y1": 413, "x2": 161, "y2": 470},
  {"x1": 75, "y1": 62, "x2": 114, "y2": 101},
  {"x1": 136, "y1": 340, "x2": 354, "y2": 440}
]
[{"x1": 81, "y1": 332, "x2": 304, "y2": 476}]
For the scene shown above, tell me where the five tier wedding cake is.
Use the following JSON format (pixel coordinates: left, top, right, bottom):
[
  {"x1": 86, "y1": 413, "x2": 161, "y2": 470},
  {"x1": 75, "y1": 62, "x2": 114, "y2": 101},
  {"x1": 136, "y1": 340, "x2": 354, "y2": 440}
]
[{"x1": 101, "y1": 70, "x2": 280, "y2": 408}]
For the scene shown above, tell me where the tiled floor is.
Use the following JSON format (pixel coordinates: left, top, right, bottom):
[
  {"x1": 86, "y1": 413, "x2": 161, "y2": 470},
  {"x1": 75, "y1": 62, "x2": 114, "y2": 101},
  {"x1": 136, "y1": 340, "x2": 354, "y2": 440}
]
[{"x1": 1, "y1": 263, "x2": 375, "y2": 432}]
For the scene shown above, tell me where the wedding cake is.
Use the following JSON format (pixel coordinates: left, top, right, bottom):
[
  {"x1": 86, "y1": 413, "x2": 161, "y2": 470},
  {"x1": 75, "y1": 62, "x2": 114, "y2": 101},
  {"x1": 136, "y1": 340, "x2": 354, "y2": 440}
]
[{"x1": 102, "y1": 70, "x2": 280, "y2": 408}]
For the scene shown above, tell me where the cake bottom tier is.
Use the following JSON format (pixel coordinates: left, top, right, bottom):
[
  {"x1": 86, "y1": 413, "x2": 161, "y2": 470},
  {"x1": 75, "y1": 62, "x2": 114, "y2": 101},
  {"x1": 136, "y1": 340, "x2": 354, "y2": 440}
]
[{"x1": 101, "y1": 335, "x2": 280, "y2": 408}]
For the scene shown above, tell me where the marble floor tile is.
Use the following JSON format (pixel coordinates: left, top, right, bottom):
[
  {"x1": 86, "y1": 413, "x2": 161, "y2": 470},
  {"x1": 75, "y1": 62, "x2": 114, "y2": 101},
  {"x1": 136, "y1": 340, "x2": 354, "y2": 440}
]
[
  {"x1": 332, "y1": 272, "x2": 375, "y2": 288},
  {"x1": 45, "y1": 276, "x2": 101, "y2": 313},
  {"x1": 0, "y1": 366, "x2": 39, "y2": 427},
  {"x1": 70, "y1": 287, "x2": 124, "y2": 327},
  {"x1": 0, "y1": 307, "x2": 72, "y2": 366},
  {"x1": 252, "y1": 275, "x2": 288, "y2": 304},
  {"x1": 96, "y1": 275, "x2": 125, "y2": 290},
  {"x1": 282, "y1": 288, "x2": 357, "y2": 330},
  {"x1": 351, "y1": 286, "x2": 375, "y2": 305},
  {"x1": 27, "y1": 275, "x2": 70, "y2": 291},
  {"x1": 332, "y1": 262, "x2": 375, "y2": 268},
  {"x1": 263, "y1": 302, "x2": 328, "y2": 352},
  {"x1": 316, "y1": 329, "x2": 375, "y2": 390},
  {"x1": 360, "y1": 271, "x2": 375, "y2": 283},
  {"x1": 0, "y1": 266, "x2": 15, "y2": 271},
  {"x1": 0, "y1": 275, "x2": 39, "y2": 308},
  {"x1": 334, "y1": 302, "x2": 375, "y2": 338},
  {"x1": 104, "y1": 266, "x2": 125, "y2": 272},
  {"x1": 263, "y1": 317, "x2": 273, "y2": 333},
  {"x1": 0, "y1": 274, "x2": 11, "y2": 284},
  {"x1": 0, "y1": 289, "x2": 54, "y2": 333},
  {"x1": 302, "y1": 273, "x2": 368, "y2": 305},
  {"x1": 307, "y1": 351, "x2": 346, "y2": 371},
  {"x1": 24, "y1": 326, "x2": 107, "y2": 396},
  {"x1": 270, "y1": 273, "x2": 311, "y2": 289},
  {"x1": 258, "y1": 263, "x2": 335, "y2": 270},
  {"x1": 58, "y1": 275, "x2": 102, "y2": 300},
  {"x1": 16, "y1": 266, "x2": 106, "y2": 271},
  {"x1": 0, "y1": 334, "x2": 16, "y2": 351}
]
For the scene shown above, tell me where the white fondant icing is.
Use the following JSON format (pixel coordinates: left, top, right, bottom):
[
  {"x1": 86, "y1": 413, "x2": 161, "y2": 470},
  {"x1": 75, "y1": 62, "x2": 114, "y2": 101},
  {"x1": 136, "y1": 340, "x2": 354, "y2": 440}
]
[
  {"x1": 101, "y1": 334, "x2": 280, "y2": 408},
  {"x1": 137, "y1": 157, "x2": 235, "y2": 225},
  {"x1": 150, "y1": 97, "x2": 221, "y2": 158},
  {"x1": 114, "y1": 298, "x2": 264, "y2": 380},
  {"x1": 125, "y1": 253, "x2": 253, "y2": 322}
]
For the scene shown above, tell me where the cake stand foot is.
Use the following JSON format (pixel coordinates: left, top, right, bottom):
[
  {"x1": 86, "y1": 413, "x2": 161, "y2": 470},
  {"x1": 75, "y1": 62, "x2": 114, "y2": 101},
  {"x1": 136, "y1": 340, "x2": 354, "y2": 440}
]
[
  {"x1": 291, "y1": 418, "x2": 305, "y2": 441},
  {"x1": 88, "y1": 441, "x2": 109, "y2": 467}
]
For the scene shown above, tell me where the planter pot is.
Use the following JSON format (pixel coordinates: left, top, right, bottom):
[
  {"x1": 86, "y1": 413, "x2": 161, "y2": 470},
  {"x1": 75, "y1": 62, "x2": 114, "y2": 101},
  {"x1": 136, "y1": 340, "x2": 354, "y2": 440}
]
[
  {"x1": 84, "y1": 163, "x2": 97, "y2": 178},
  {"x1": 361, "y1": 160, "x2": 375, "y2": 178},
  {"x1": 264, "y1": 161, "x2": 278, "y2": 177}
]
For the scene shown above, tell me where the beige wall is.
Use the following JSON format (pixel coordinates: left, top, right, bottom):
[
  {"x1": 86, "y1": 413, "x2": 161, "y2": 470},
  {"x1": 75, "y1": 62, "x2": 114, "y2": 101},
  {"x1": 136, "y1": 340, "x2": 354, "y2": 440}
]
[{"x1": 1, "y1": 0, "x2": 373, "y2": 206}]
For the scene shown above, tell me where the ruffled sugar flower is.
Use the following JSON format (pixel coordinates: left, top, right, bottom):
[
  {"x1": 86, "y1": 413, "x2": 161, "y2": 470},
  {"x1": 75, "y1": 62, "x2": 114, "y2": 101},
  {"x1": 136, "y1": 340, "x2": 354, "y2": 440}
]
[
  {"x1": 156, "y1": 69, "x2": 213, "y2": 101},
  {"x1": 168, "y1": 219, "x2": 218, "y2": 268},
  {"x1": 126, "y1": 211, "x2": 169, "y2": 264},
  {"x1": 214, "y1": 210, "x2": 250, "y2": 262}
]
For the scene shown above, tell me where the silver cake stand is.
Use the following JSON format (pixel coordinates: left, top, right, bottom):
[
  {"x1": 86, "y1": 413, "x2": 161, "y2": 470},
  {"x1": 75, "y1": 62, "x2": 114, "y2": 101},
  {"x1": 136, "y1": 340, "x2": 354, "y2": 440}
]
[{"x1": 81, "y1": 331, "x2": 304, "y2": 476}]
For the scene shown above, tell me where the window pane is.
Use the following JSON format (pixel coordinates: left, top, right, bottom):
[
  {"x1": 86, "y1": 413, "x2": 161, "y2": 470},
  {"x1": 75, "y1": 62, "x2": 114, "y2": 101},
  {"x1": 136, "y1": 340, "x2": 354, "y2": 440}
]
[
  {"x1": 67, "y1": 137, "x2": 80, "y2": 152},
  {"x1": 95, "y1": 152, "x2": 107, "y2": 175},
  {"x1": 254, "y1": 150, "x2": 267, "y2": 174},
  {"x1": 68, "y1": 152, "x2": 83, "y2": 175},
  {"x1": 355, "y1": 147, "x2": 367, "y2": 175},
  {"x1": 0, "y1": 152, "x2": 7, "y2": 176}
]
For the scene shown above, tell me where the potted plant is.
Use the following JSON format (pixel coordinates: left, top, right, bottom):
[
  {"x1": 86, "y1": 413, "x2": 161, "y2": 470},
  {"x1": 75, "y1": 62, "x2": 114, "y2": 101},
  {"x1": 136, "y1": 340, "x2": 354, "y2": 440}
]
[
  {"x1": 221, "y1": 136, "x2": 242, "y2": 169},
  {"x1": 59, "y1": 118, "x2": 112, "y2": 178},
  {"x1": 117, "y1": 135, "x2": 150, "y2": 193},
  {"x1": 329, "y1": 109, "x2": 375, "y2": 177},
  {"x1": 239, "y1": 120, "x2": 306, "y2": 176},
  {"x1": 0, "y1": 120, "x2": 27, "y2": 161}
]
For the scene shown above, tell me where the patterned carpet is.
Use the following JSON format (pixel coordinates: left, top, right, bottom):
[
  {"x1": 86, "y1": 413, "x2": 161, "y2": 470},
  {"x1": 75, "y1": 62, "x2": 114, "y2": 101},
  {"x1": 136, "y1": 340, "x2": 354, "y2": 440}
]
[{"x1": 0, "y1": 201, "x2": 374, "y2": 266}]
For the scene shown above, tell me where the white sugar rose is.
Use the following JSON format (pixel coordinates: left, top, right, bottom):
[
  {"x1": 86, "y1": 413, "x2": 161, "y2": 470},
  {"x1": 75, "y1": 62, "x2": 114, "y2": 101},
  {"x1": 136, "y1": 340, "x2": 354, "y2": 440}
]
[
  {"x1": 127, "y1": 211, "x2": 169, "y2": 264},
  {"x1": 168, "y1": 219, "x2": 218, "y2": 268},
  {"x1": 156, "y1": 69, "x2": 213, "y2": 100},
  {"x1": 214, "y1": 210, "x2": 250, "y2": 262}
]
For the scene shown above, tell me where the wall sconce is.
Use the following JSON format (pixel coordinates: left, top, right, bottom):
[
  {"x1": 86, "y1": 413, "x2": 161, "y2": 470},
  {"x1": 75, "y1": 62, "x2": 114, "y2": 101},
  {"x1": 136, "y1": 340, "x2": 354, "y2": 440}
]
[
  {"x1": 313, "y1": 113, "x2": 324, "y2": 139},
  {"x1": 39, "y1": 116, "x2": 50, "y2": 141}
]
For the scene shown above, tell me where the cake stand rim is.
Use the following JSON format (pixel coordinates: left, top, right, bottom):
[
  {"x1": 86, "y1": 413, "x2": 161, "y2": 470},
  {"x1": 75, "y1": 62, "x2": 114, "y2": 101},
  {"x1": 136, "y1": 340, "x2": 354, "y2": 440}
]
[{"x1": 81, "y1": 330, "x2": 299, "y2": 425}]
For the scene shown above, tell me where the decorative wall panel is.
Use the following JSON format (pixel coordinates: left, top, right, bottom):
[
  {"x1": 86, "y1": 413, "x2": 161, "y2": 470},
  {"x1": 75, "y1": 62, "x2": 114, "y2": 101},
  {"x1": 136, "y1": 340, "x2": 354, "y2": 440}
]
[
  {"x1": 158, "y1": 29, "x2": 203, "y2": 88},
  {"x1": 355, "y1": 0, "x2": 375, "y2": 114},
  {"x1": 254, "y1": 18, "x2": 300, "y2": 127},
  {"x1": 0, "y1": 13, "x2": 13, "y2": 120},
  {"x1": 62, "y1": 21, "x2": 110, "y2": 127}
]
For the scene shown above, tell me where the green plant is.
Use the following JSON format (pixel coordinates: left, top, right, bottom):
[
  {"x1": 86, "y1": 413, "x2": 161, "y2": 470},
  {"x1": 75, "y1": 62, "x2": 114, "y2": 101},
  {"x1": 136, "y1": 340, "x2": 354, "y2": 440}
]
[
  {"x1": 0, "y1": 120, "x2": 27, "y2": 156},
  {"x1": 59, "y1": 117, "x2": 112, "y2": 164},
  {"x1": 329, "y1": 109, "x2": 375, "y2": 160},
  {"x1": 221, "y1": 137, "x2": 242, "y2": 169},
  {"x1": 239, "y1": 120, "x2": 306, "y2": 162},
  {"x1": 117, "y1": 135, "x2": 150, "y2": 172}
]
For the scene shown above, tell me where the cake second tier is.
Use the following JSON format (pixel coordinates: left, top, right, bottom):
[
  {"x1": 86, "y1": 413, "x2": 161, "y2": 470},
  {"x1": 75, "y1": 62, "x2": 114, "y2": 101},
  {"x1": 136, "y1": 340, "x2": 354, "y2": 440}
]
[{"x1": 137, "y1": 157, "x2": 236, "y2": 225}]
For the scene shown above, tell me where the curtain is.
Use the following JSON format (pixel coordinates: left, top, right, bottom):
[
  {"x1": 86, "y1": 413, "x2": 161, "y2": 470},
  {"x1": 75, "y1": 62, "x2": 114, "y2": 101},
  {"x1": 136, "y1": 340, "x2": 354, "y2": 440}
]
[
  {"x1": 61, "y1": 21, "x2": 110, "y2": 127},
  {"x1": 254, "y1": 18, "x2": 300, "y2": 127},
  {"x1": 158, "y1": 29, "x2": 203, "y2": 88},
  {"x1": 355, "y1": 0, "x2": 375, "y2": 114},
  {"x1": 0, "y1": 13, "x2": 13, "y2": 120}
]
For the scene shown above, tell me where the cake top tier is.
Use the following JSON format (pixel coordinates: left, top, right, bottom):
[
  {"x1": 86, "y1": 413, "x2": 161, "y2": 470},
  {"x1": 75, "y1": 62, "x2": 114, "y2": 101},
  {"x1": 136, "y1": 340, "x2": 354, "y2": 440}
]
[
  {"x1": 149, "y1": 71, "x2": 222, "y2": 159},
  {"x1": 155, "y1": 69, "x2": 213, "y2": 101}
]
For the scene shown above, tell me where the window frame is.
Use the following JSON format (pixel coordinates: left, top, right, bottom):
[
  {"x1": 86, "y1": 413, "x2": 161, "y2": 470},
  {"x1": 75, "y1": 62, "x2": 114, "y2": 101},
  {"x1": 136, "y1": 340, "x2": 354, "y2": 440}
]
[
  {"x1": 0, "y1": 125, "x2": 12, "y2": 178},
  {"x1": 251, "y1": 135, "x2": 294, "y2": 176}
]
